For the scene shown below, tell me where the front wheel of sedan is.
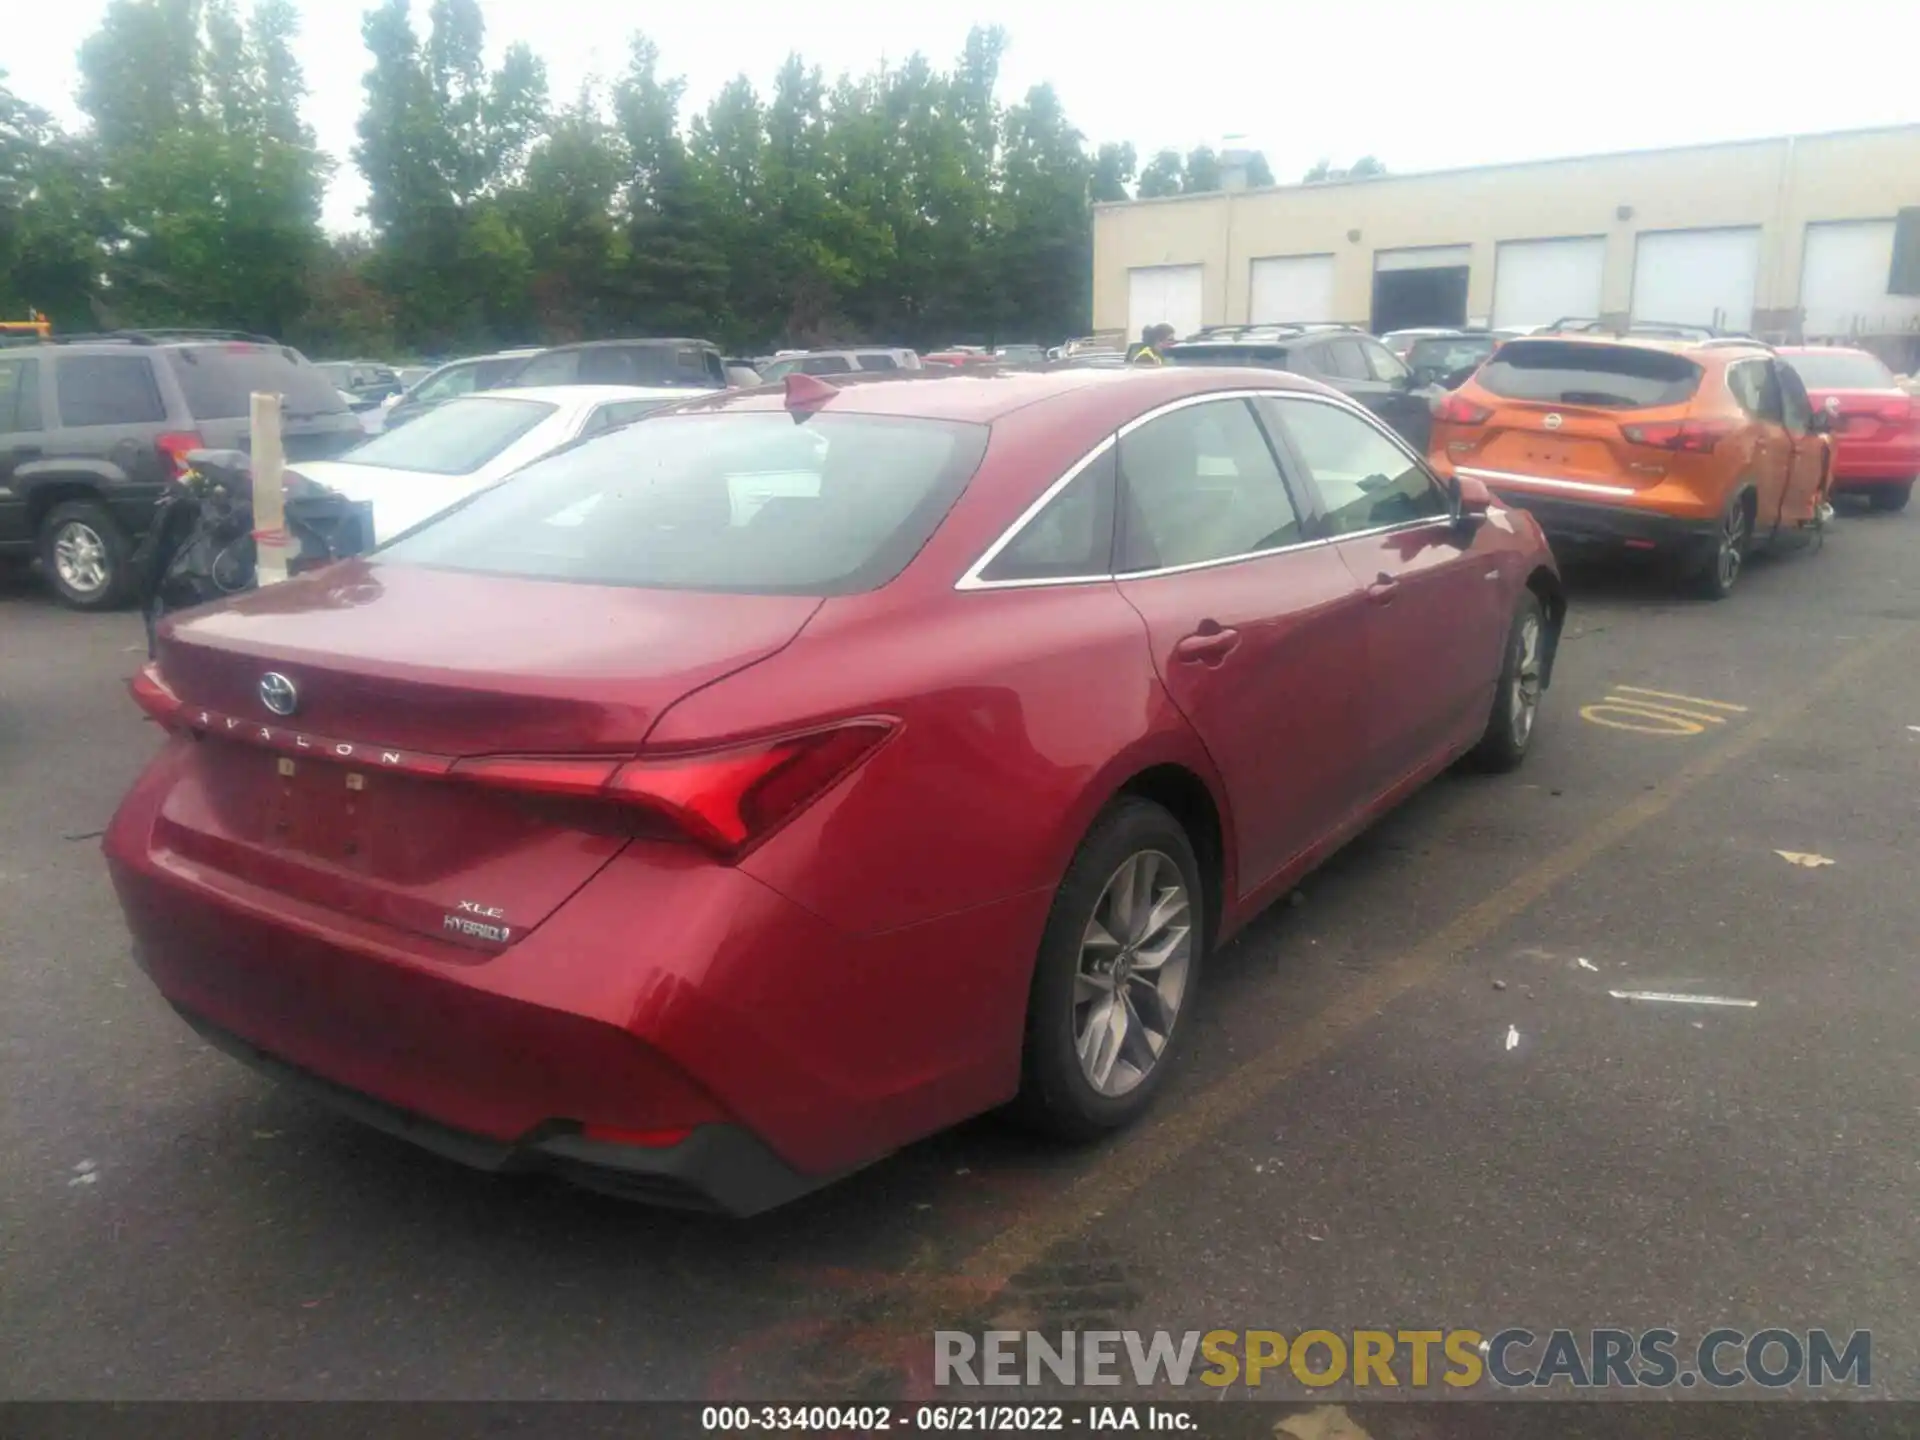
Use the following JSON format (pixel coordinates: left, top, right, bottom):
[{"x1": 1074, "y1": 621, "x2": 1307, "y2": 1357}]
[
  {"x1": 1468, "y1": 591, "x2": 1546, "y2": 773},
  {"x1": 1011, "y1": 798, "x2": 1205, "y2": 1142}
]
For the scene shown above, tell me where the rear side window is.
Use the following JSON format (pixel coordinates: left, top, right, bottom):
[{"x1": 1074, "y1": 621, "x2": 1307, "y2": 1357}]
[
  {"x1": 1117, "y1": 398, "x2": 1302, "y2": 571},
  {"x1": 338, "y1": 396, "x2": 556, "y2": 475},
  {"x1": 54, "y1": 355, "x2": 165, "y2": 427},
  {"x1": 379, "y1": 412, "x2": 990, "y2": 596},
  {"x1": 1273, "y1": 396, "x2": 1446, "y2": 534},
  {"x1": 1726, "y1": 361, "x2": 1783, "y2": 422},
  {"x1": 1320, "y1": 340, "x2": 1371, "y2": 381},
  {"x1": 579, "y1": 398, "x2": 676, "y2": 437},
  {"x1": 1478, "y1": 341, "x2": 1702, "y2": 409},
  {"x1": 854, "y1": 352, "x2": 900, "y2": 372},
  {"x1": 165, "y1": 344, "x2": 347, "y2": 421},
  {"x1": 978, "y1": 447, "x2": 1117, "y2": 582},
  {"x1": 0, "y1": 357, "x2": 42, "y2": 432},
  {"x1": 800, "y1": 355, "x2": 853, "y2": 375},
  {"x1": 1362, "y1": 341, "x2": 1409, "y2": 384},
  {"x1": 1782, "y1": 351, "x2": 1898, "y2": 390},
  {"x1": 529, "y1": 346, "x2": 716, "y2": 388}
]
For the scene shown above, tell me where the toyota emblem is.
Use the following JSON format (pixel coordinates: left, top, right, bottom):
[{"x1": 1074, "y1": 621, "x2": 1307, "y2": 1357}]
[
  {"x1": 1542, "y1": 413, "x2": 1564, "y2": 430},
  {"x1": 259, "y1": 672, "x2": 299, "y2": 717}
]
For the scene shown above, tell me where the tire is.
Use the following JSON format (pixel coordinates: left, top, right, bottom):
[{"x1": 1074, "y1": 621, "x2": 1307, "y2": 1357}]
[
  {"x1": 1868, "y1": 481, "x2": 1912, "y2": 513},
  {"x1": 38, "y1": 500, "x2": 132, "y2": 611},
  {"x1": 1468, "y1": 591, "x2": 1546, "y2": 773},
  {"x1": 1011, "y1": 798, "x2": 1206, "y2": 1142},
  {"x1": 1687, "y1": 490, "x2": 1752, "y2": 601}
]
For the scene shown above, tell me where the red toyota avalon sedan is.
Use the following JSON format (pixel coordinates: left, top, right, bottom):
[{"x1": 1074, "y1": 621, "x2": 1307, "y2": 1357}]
[
  {"x1": 106, "y1": 367, "x2": 1565, "y2": 1215},
  {"x1": 1778, "y1": 345, "x2": 1920, "y2": 512}
]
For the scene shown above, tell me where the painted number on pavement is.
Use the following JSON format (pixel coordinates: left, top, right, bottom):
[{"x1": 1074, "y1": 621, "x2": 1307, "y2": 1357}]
[{"x1": 1580, "y1": 684, "x2": 1749, "y2": 736}]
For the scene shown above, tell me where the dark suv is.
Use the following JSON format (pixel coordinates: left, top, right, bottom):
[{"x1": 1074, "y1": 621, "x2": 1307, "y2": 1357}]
[
  {"x1": 1166, "y1": 324, "x2": 1436, "y2": 451},
  {"x1": 0, "y1": 331, "x2": 363, "y2": 609}
]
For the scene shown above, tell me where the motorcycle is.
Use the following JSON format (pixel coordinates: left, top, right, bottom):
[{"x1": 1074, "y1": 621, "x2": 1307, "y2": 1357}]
[{"x1": 134, "y1": 450, "x2": 377, "y2": 657}]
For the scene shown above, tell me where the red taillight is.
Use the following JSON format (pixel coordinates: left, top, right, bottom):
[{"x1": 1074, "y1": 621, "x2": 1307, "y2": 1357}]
[
  {"x1": 1876, "y1": 397, "x2": 1917, "y2": 425},
  {"x1": 1432, "y1": 394, "x2": 1493, "y2": 424},
  {"x1": 578, "y1": 1124, "x2": 693, "y2": 1149},
  {"x1": 129, "y1": 664, "x2": 183, "y2": 727},
  {"x1": 155, "y1": 430, "x2": 204, "y2": 478},
  {"x1": 1620, "y1": 419, "x2": 1737, "y2": 453},
  {"x1": 449, "y1": 720, "x2": 896, "y2": 857}
]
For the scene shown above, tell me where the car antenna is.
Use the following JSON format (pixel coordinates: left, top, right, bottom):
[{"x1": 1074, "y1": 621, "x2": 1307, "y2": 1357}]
[{"x1": 784, "y1": 371, "x2": 836, "y2": 418}]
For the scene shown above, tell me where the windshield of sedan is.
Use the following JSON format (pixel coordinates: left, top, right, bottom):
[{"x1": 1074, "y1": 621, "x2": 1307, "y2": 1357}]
[
  {"x1": 379, "y1": 411, "x2": 989, "y2": 594},
  {"x1": 1782, "y1": 351, "x2": 1899, "y2": 390},
  {"x1": 336, "y1": 396, "x2": 556, "y2": 474}
]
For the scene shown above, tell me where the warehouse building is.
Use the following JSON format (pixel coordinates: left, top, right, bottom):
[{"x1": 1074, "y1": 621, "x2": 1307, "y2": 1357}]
[{"x1": 1093, "y1": 125, "x2": 1920, "y2": 366}]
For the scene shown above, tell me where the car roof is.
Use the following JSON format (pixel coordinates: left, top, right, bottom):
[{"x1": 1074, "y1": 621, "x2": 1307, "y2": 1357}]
[
  {"x1": 685, "y1": 365, "x2": 1333, "y2": 424},
  {"x1": 466, "y1": 384, "x2": 713, "y2": 407},
  {"x1": 1500, "y1": 332, "x2": 1767, "y2": 361},
  {"x1": 535, "y1": 337, "x2": 718, "y2": 352}
]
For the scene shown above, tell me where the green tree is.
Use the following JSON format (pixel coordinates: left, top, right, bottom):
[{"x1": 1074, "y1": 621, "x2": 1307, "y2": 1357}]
[
  {"x1": 1244, "y1": 151, "x2": 1275, "y2": 187},
  {"x1": 353, "y1": 0, "x2": 547, "y2": 347},
  {"x1": 1091, "y1": 142, "x2": 1137, "y2": 203},
  {"x1": 1349, "y1": 154, "x2": 1388, "y2": 178},
  {"x1": 0, "y1": 73, "x2": 104, "y2": 328},
  {"x1": 1303, "y1": 157, "x2": 1332, "y2": 183},
  {"x1": 75, "y1": 0, "x2": 330, "y2": 336},
  {"x1": 509, "y1": 87, "x2": 625, "y2": 339},
  {"x1": 993, "y1": 84, "x2": 1091, "y2": 343},
  {"x1": 1182, "y1": 145, "x2": 1221, "y2": 193},
  {"x1": 1137, "y1": 148, "x2": 1185, "y2": 198}
]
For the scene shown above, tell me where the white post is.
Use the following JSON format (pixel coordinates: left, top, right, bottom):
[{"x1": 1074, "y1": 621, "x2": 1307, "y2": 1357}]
[{"x1": 250, "y1": 390, "x2": 291, "y2": 586}]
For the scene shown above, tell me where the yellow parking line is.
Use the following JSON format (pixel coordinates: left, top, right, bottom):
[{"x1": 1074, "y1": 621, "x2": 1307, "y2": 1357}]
[
  {"x1": 1613, "y1": 685, "x2": 1749, "y2": 712},
  {"x1": 951, "y1": 626, "x2": 1908, "y2": 1292}
]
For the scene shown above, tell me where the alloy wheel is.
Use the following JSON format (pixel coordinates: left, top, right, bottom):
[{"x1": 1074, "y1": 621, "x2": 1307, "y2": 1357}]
[
  {"x1": 1716, "y1": 501, "x2": 1750, "y2": 591},
  {"x1": 1072, "y1": 849, "x2": 1194, "y2": 1097},
  {"x1": 52, "y1": 521, "x2": 109, "y2": 597},
  {"x1": 1510, "y1": 613, "x2": 1543, "y2": 747}
]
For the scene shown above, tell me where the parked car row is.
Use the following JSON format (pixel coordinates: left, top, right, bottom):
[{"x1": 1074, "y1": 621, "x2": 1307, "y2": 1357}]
[{"x1": 110, "y1": 361, "x2": 1563, "y2": 1216}]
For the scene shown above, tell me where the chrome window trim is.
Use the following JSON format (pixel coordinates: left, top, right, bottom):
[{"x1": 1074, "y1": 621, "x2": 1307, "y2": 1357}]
[{"x1": 954, "y1": 388, "x2": 1447, "y2": 593}]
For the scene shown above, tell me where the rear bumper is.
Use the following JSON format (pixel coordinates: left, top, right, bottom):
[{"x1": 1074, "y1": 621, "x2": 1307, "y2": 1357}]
[
  {"x1": 181, "y1": 1009, "x2": 829, "y2": 1215},
  {"x1": 1481, "y1": 487, "x2": 1716, "y2": 556},
  {"x1": 103, "y1": 746, "x2": 1045, "y2": 1211},
  {"x1": 1830, "y1": 441, "x2": 1919, "y2": 486}
]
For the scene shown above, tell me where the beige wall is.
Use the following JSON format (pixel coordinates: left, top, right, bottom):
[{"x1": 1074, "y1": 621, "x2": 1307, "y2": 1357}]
[{"x1": 1092, "y1": 126, "x2": 1920, "y2": 334}]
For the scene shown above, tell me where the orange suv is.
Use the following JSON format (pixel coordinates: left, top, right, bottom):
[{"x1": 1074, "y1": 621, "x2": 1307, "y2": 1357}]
[{"x1": 1428, "y1": 333, "x2": 1832, "y2": 598}]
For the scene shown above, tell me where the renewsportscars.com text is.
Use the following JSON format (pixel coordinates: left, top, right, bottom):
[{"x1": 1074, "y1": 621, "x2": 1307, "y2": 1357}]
[{"x1": 934, "y1": 1328, "x2": 1871, "y2": 1390}]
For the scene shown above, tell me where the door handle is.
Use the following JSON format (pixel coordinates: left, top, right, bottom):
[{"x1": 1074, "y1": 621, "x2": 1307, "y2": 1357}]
[
  {"x1": 1173, "y1": 627, "x2": 1241, "y2": 663},
  {"x1": 1366, "y1": 572, "x2": 1400, "y2": 604}
]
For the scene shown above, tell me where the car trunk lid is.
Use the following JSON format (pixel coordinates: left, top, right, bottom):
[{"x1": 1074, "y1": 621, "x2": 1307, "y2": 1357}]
[
  {"x1": 1809, "y1": 387, "x2": 1917, "y2": 441},
  {"x1": 145, "y1": 562, "x2": 822, "y2": 948}
]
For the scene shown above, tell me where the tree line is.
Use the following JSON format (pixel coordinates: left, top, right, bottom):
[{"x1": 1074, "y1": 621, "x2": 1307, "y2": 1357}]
[{"x1": 0, "y1": 0, "x2": 1379, "y2": 358}]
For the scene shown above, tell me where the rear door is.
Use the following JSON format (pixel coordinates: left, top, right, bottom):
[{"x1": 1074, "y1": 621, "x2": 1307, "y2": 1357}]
[
  {"x1": 1773, "y1": 361, "x2": 1830, "y2": 526},
  {"x1": 1725, "y1": 359, "x2": 1794, "y2": 535},
  {"x1": 0, "y1": 354, "x2": 47, "y2": 551},
  {"x1": 49, "y1": 352, "x2": 175, "y2": 514},
  {"x1": 1266, "y1": 393, "x2": 1501, "y2": 790},
  {"x1": 1359, "y1": 336, "x2": 1434, "y2": 451},
  {"x1": 1111, "y1": 395, "x2": 1369, "y2": 895}
]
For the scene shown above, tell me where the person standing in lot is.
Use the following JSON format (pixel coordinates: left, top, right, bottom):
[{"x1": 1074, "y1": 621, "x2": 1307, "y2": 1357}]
[{"x1": 1129, "y1": 323, "x2": 1177, "y2": 364}]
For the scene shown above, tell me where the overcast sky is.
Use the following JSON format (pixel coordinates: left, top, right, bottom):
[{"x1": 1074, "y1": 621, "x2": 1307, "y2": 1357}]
[{"x1": 10, "y1": 0, "x2": 1917, "y2": 234}]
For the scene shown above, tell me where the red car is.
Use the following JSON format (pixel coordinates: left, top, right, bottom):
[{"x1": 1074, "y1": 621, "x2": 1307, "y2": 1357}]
[
  {"x1": 106, "y1": 368, "x2": 1564, "y2": 1215},
  {"x1": 1778, "y1": 345, "x2": 1920, "y2": 512}
]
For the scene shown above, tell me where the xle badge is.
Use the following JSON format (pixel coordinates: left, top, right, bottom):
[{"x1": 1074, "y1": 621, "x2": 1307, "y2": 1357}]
[{"x1": 444, "y1": 900, "x2": 511, "y2": 944}]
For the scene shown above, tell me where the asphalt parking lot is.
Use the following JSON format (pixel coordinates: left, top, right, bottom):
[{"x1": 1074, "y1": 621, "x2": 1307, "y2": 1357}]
[{"x1": 4, "y1": 507, "x2": 1919, "y2": 1405}]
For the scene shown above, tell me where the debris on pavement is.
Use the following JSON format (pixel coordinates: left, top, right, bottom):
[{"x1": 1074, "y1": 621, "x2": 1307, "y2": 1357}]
[
  {"x1": 1610, "y1": 990, "x2": 1757, "y2": 1008},
  {"x1": 1504, "y1": 1025, "x2": 1520, "y2": 1050},
  {"x1": 68, "y1": 1160, "x2": 98, "y2": 1188},
  {"x1": 1492, "y1": 979, "x2": 1507, "y2": 990},
  {"x1": 1775, "y1": 850, "x2": 1835, "y2": 867},
  {"x1": 1577, "y1": 956, "x2": 1599, "y2": 971}
]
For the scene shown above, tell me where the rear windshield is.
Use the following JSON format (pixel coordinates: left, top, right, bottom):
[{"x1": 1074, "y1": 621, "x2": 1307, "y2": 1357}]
[
  {"x1": 165, "y1": 344, "x2": 349, "y2": 421},
  {"x1": 378, "y1": 411, "x2": 991, "y2": 596},
  {"x1": 1476, "y1": 340, "x2": 1702, "y2": 409},
  {"x1": 1781, "y1": 351, "x2": 1898, "y2": 391},
  {"x1": 1168, "y1": 345, "x2": 1294, "y2": 369},
  {"x1": 337, "y1": 396, "x2": 556, "y2": 474}
]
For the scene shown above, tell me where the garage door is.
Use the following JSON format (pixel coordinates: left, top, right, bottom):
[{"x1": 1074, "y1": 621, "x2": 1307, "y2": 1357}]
[
  {"x1": 1128, "y1": 265, "x2": 1203, "y2": 343},
  {"x1": 1632, "y1": 228, "x2": 1760, "y2": 332},
  {"x1": 1249, "y1": 255, "x2": 1335, "y2": 324},
  {"x1": 1492, "y1": 236, "x2": 1606, "y2": 328},
  {"x1": 1800, "y1": 220, "x2": 1920, "y2": 340}
]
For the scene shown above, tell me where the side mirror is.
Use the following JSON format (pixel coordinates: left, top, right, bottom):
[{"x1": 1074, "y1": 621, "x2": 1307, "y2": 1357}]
[{"x1": 1454, "y1": 473, "x2": 1493, "y2": 524}]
